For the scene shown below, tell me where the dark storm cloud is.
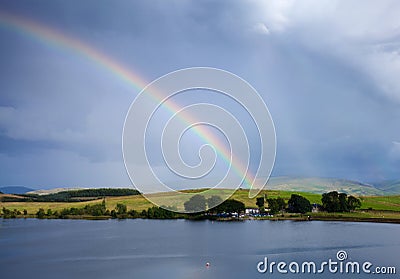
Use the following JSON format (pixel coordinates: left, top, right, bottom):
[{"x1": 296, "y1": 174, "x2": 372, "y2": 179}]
[{"x1": 0, "y1": 0, "x2": 399, "y2": 188}]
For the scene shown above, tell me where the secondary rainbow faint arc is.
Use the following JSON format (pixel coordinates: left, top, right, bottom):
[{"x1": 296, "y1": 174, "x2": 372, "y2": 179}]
[{"x1": 0, "y1": 11, "x2": 256, "y2": 188}]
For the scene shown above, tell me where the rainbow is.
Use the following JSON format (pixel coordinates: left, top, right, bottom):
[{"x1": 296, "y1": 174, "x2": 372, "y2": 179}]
[{"x1": 0, "y1": 10, "x2": 256, "y2": 188}]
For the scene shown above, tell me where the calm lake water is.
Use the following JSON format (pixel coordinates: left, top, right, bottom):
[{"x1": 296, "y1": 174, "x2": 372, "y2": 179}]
[{"x1": 0, "y1": 219, "x2": 399, "y2": 279}]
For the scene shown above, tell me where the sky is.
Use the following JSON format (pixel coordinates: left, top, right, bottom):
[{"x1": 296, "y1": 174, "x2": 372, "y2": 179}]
[{"x1": 0, "y1": 0, "x2": 400, "y2": 189}]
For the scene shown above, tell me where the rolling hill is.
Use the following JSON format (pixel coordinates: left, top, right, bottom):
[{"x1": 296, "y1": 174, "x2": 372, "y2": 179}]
[
  {"x1": 263, "y1": 177, "x2": 386, "y2": 196},
  {"x1": 373, "y1": 180, "x2": 400, "y2": 195},
  {"x1": 4, "y1": 177, "x2": 400, "y2": 198},
  {"x1": 0, "y1": 186, "x2": 34, "y2": 194}
]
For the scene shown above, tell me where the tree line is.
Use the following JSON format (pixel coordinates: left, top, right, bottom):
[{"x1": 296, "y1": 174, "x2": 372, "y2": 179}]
[
  {"x1": 321, "y1": 191, "x2": 361, "y2": 212},
  {"x1": 258, "y1": 191, "x2": 362, "y2": 214},
  {"x1": 1, "y1": 188, "x2": 140, "y2": 202},
  {"x1": 183, "y1": 194, "x2": 245, "y2": 215}
]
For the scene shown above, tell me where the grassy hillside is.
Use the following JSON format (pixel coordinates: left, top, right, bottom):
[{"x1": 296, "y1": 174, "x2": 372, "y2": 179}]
[{"x1": 265, "y1": 177, "x2": 384, "y2": 196}]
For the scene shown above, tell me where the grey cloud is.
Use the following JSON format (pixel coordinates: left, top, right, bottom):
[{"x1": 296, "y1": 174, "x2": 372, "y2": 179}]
[{"x1": 0, "y1": 0, "x2": 399, "y2": 188}]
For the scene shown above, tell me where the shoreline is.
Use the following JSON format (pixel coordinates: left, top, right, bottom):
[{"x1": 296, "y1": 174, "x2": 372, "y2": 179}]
[{"x1": 2, "y1": 214, "x2": 400, "y2": 224}]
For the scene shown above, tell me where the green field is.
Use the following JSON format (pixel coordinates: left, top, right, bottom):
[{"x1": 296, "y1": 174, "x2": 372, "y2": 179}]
[
  {"x1": 359, "y1": 195, "x2": 400, "y2": 211},
  {"x1": 2, "y1": 189, "x2": 400, "y2": 215}
]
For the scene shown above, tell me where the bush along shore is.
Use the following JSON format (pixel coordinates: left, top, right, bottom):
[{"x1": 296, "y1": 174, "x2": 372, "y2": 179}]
[
  {"x1": 1, "y1": 198, "x2": 249, "y2": 221},
  {"x1": 2, "y1": 199, "x2": 179, "y2": 220}
]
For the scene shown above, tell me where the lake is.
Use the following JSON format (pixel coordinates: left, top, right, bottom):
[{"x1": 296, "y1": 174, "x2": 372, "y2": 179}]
[{"x1": 0, "y1": 219, "x2": 399, "y2": 278}]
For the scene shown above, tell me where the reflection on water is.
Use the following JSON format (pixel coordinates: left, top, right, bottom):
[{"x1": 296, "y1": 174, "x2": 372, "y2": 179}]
[{"x1": 0, "y1": 219, "x2": 399, "y2": 279}]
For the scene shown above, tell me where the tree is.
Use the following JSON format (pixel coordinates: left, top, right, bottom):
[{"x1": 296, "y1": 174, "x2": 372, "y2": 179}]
[
  {"x1": 256, "y1": 197, "x2": 265, "y2": 208},
  {"x1": 111, "y1": 210, "x2": 117, "y2": 218},
  {"x1": 214, "y1": 199, "x2": 245, "y2": 214},
  {"x1": 266, "y1": 198, "x2": 278, "y2": 214},
  {"x1": 322, "y1": 191, "x2": 361, "y2": 212},
  {"x1": 347, "y1": 196, "x2": 361, "y2": 211},
  {"x1": 83, "y1": 203, "x2": 106, "y2": 216},
  {"x1": 338, "y1": 193, "x2": 348, "y2": 212},
  {"x1": 115, "y1": 203, "x2": 127, "y2": 215},
  {"x1": 140, "y1": 209, "x2": 147, "y2": 218},
  {"x1": 2, "y1": 207, "x2": 9, "y2": 215},
  {"x1": 267, "y1": 197, "x2": 286, "y2": 214},
  {"x1": 2, "y1": 207, "x2": 15, "y2": 218},
  {"x1": 321, "y1": 191, "x2": 340, "y2": 212},
  {"x1": 147, "y1": 207, "x2": 176, "y2": 219},
  {"x1": 59, "y1": 208, "x2": 70, "y2": 218},
  {"x1": 36, "y1": 208, "x2": 46, "y2": 219},
  {"x1": 102, "y1": 198, "x2": 106, "y2": 210},
  {"x1": 277, "y1": 197, "x2": 286, "y2": 212},
  {"x1": 207, "y1": 195, "x2": 223, "y2": 210},
  {"x1": 184, "y1": 195, "x2": 207, "y2": 212},
  {"x1": 287, "y1": 194, "x2": 312, "y2": 214},
  {"x1": 128, "y1": 209, "x2": 139, "y2": 218}
]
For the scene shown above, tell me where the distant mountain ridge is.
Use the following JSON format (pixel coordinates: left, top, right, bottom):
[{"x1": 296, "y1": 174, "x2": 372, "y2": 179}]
[
  {"x1": 27, "y1": 187, "x2": 85, "y2": 196},
  {"x1": 0, "y1": 186, "x2": 35, "y2": 194},
  {"x1": 263, "y1": 177, "x2": 394, "y2": 196},
  {"x1": 3, "y1": 177, "x2": 400, "y2": 196},
  {"x1": 373, "y1": 180, "x2": 400, "y2": 195}
]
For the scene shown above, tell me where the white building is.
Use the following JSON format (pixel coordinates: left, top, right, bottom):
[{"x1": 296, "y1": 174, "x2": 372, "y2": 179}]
[{"x1": 245, "y1": 208, "x2": 260, "y2": 215}]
